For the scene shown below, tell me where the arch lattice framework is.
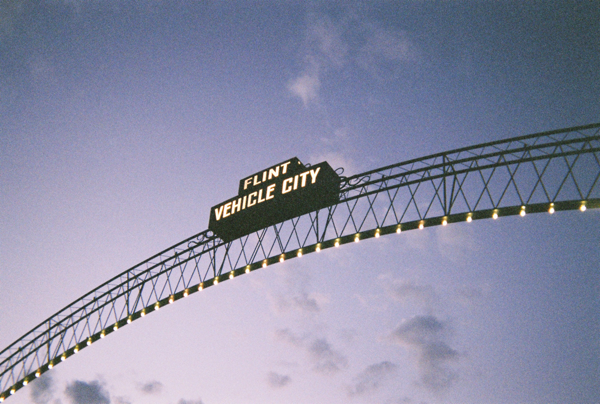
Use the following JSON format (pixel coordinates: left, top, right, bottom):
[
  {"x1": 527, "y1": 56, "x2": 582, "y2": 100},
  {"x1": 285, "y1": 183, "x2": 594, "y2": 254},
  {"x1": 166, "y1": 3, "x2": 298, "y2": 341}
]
[{"x1": 2, "y1": 123, "x2": 600, "y2": 401}]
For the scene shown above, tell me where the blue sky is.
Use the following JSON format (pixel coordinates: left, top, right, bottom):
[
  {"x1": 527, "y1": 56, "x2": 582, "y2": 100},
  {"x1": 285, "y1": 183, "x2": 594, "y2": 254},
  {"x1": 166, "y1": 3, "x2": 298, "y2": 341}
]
[{"x1": 1, "y1": 1, "x2": 599, "y2": 404}]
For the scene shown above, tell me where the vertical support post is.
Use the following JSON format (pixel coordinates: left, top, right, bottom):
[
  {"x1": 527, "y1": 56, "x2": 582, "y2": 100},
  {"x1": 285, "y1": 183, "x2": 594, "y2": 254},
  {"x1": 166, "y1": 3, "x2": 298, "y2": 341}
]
[{"x1": 443, "y1": 154, "x2": 448, "y2": 216}]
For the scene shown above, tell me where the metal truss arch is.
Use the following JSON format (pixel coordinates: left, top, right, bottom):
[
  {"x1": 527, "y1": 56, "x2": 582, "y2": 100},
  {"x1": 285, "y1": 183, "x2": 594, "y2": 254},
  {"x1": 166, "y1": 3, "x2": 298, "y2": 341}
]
[{"x1": 2, "y1": 123, "x2": 600, "y2": 401}]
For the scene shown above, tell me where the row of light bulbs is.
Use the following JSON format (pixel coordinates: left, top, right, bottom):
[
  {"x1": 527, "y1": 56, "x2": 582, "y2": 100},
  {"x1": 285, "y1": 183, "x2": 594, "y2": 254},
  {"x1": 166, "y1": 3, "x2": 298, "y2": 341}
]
[{"x1": 1, "y1": 201, "x2": 590, "y2": 402}]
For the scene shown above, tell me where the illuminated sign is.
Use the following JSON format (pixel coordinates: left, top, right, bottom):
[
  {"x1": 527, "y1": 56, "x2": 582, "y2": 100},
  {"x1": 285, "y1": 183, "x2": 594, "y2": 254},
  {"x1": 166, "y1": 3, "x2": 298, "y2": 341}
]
[{"x1": 209, "y1": 158, "x2": 340, "y2": 242}]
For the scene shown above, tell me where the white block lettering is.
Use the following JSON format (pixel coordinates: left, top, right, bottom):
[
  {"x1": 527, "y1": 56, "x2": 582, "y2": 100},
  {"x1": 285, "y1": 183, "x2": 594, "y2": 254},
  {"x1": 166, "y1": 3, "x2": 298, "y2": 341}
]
[
  {"x1": 214, "y1": 205, "x2": 224, "y2": 221},
  {"x1": 266, "y1": 183, "x2": 276, "y2": 200},
  {"x1": 223, "y1": 202, "x2": 232, "y2": 218},
  {"x1": 231, "y1": 198, "x2": 241, "y2": 214},
  {"x1": 309, "y1": 167, "x2": 321, "y2": 184},
  {"x1": 248, "y1": 191, "x2": 257, "y2": 207},
  {"x1": 244, "y1": 177, "x2": 252, "y2": 190},
  {"x1": 268, "y1": 167, "x2": 279, "y2": 180},
  {"x1": 282, "y1": 177, "x2": 293, "y2": 194},
  {"x1": 299, "y1": 171, "x2": 309, "y2": 187}
]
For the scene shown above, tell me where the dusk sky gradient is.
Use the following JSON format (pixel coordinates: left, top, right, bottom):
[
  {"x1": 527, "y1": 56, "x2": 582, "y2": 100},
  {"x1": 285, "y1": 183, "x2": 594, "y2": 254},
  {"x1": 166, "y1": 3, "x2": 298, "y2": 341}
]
[{"x1": 1, "y1": 2, "x2": 599, "y2": 404}]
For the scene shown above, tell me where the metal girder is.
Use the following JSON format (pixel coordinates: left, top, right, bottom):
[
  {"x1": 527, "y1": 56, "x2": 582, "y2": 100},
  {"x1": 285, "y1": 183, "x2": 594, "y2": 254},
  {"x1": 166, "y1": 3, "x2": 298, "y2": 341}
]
[{"x1": 1, "y1": 123, "x2": 599, "y2": 401}]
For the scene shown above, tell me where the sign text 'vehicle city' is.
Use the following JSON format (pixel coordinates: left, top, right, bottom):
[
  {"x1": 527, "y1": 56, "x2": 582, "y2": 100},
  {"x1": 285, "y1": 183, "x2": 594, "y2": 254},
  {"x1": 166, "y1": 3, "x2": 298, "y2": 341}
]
[{"x1": 208, "y1": 158, "x2": 340, "y2": 242}]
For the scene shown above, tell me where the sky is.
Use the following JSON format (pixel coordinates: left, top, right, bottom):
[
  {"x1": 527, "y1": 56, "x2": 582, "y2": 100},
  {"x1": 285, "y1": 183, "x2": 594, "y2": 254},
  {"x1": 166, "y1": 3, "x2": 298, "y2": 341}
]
[{"x1": 1, "y1": 1, "x2": 599, "y2": 404}]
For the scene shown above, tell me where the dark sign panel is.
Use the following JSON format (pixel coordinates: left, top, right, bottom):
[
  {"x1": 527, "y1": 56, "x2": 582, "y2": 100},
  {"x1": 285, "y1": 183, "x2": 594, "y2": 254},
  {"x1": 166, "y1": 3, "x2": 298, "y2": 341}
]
[{"x1": 209, "y1": 158, "x2": 340, "y2": 242}]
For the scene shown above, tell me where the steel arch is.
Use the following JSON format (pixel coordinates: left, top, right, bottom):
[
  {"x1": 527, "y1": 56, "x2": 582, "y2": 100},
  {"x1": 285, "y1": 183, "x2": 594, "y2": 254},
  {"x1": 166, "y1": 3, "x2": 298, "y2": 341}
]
[{"x1": 2, "y1": 123, "x2": 600, "y2": 401}]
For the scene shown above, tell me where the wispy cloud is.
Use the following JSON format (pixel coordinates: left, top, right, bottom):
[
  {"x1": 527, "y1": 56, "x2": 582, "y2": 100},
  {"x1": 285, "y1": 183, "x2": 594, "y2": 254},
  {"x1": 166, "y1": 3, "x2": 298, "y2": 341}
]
[
  {"x1": 308, "y1": 338, "x2": 349, "y2": 374},
  {"x1": 271, "y1": 267, "x2": 327, "y2": 315},
  {"x1": 288, "y1": 73, "x2": 320, "y2": 107},
  {"x1": 275, "y1": 329, "x2": 348, "y2": 374},
  {"x1": 356, "y1": 22, "x2": 419, "y2": 79},
  {"x1": 177, "y1": 399, "x2": 204, "y2": 404},
  {"x1": 267, "y1": 371, "x2": 292, "y2": 388},
  {"x1": 435, "y1": 225, "x2": 477, "y2": 264},
  {"x1": 309, "y1": 150, "x2": 358, "y2": 177},
  {"x1": 306, "y1": 14, "x2": 348, "y2": 69},
  {"x1": 64, "y1": 380, "x2": 110, "y2": 404},
  {"x1": 288, "y1": 13, "x2": 348, "y2": 107},
  {"x1": 288, "y1": 9, "x2": 419, "y2": 106},
  {"x1": 385, "y1": 278, "x2": 437, "y2": 310},
  {"x1": 389, "y1": 315, "x2": 460, "y2": 392},
  {"x1": 137, "y1": 380, "x2": 163, "y2": 395},
  {"x1": 29, "y1": 372, "x2": 55, "y2": 404},
  {"x1": 347, "y1": 361, "x2": 397, "y2": 396},
  {"x1": 275, "y1": 328, "x2": 307, "y2": 346},
  {"x1": 454, "y1": 284, "x2": 488, "y2": 307}
]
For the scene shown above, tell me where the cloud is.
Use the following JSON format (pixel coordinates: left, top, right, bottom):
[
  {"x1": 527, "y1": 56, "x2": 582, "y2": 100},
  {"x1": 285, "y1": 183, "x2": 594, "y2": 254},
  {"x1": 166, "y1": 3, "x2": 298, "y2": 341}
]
[
  {"x1": 308, "y1": 338, "x2": 348, "y2": 374},
  {"x1": 29, "y1": 372, "x2": 55, "y2": 404},
  {"x1": 289, "y1": 10, "x2": 420, "y2": 106},
  {"x1": 274, "y1": 328, "x2": 307, "y2": 346},
  {"x1": 391, "y1": 398, "x2": 416, "y2": 404},
  {"x1": 389, "y1": 315, "x2": 460, "y2": 392},
  {"x1": 271, "y1": 267, "x2": 326, "y2": 315},
  {"x1": 288, "y1": 13, "x2": 347, "y2": 106},
  {"x1": 454, "y1": 284, "x2": 488, "y2": 307},
  {"x1": 64, "y1": 380, "x2": 110, "y2": 404},
  {"x1": 356, "y1": 22, "x2": 419, "y2": 77},
  {"x1": 267, "y1": 371, "x2": 291, "y2": 388},
  {"x1": 288, "y1": 73, "x2": 320, "y2": 107},
  {"x1": 347, "y1": 361, "x2": 397, "y2": 396},
  {"x1": 137, "y1": 380, "x2": 163, "y2": 395},
  {"x1": 385, "y1": 278, "x2": 437, "y2": 309},
  {"x1": 295, "y1": 294, "x2": 320, "y2": 312},
  {"x1": 435, "y1": 225, "x2": 477, "y2": 264},
  {"x1": 306, "y1": 14, "x2": 348, "y2": 68},
  {"x1": 177, "y1": 400, "x2": 204, "y2": 404},
  {"x1": 275, "y1": 329, "x2": 348, "y2": 374},
  {"x1": 309, "y1": 150, "x2": 358, "y2": 177}
]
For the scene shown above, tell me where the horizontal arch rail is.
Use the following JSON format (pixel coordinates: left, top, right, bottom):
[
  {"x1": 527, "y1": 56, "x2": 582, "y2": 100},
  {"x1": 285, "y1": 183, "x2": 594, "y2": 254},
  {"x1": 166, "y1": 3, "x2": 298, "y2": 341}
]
[{"x1": 2, "y1": 123, "x2": 600, "y2": 401}]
